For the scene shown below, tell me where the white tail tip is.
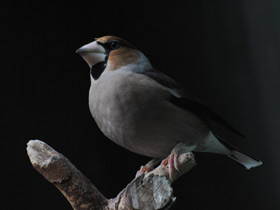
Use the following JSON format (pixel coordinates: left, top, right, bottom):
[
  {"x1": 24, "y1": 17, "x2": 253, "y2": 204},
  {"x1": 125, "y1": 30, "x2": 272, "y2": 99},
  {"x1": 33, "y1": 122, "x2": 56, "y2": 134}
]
[{"x1": 229, "y1": 150, "x2": 262, "y2": 169}]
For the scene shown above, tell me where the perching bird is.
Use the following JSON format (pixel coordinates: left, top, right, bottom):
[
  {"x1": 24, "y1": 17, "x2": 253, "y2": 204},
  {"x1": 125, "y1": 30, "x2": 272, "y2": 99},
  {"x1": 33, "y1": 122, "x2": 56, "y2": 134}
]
[{"x1": 76, "y1": 35, "x2": 262, "y2": 176}]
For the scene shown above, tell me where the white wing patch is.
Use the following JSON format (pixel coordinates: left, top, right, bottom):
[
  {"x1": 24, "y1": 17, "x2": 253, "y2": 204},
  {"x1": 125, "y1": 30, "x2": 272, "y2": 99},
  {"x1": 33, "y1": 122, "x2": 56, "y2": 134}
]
[{"x1": 165, "y1": 88, "x2": 182, "y2": 98}]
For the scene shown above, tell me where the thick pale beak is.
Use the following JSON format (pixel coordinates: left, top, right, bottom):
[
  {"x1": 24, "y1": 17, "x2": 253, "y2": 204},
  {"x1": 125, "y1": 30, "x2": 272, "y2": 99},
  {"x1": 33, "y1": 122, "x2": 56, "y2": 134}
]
[{"x1": 76, "y1": 41, "x2": 107, "y2": 67}]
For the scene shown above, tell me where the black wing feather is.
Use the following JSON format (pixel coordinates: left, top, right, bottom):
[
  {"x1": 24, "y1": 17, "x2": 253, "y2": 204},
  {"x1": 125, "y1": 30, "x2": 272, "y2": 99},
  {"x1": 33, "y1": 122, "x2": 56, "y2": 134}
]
[
  {"x1": 170, "y1": 95, "x2": 245, "y2": 137},
  {"x1": 141, "y1": 69, "x2": 245, "y2": 137}
]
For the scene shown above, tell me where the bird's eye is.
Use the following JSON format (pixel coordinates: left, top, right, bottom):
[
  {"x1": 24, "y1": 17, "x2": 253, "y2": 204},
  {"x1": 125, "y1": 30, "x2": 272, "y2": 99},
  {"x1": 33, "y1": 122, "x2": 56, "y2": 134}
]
[{"x1": 110, "y1": 41, "x2": 120, "y2": 50}]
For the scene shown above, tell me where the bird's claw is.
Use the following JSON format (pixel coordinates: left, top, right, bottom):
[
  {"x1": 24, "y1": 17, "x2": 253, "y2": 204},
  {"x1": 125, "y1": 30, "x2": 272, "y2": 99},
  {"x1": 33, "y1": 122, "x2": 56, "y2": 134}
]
[
  {"x1": 161, "y1": 142, "x2": 190, "y2": 181},
  {"x1": 161, "y1": 152, "x2": 179, "y2": 181},
  {"x1": 136, "y1": 165, "x2": 151, "y2": 177},
  {"x1": 135, "y1": 158, "x2": 161, "y2": 177}
]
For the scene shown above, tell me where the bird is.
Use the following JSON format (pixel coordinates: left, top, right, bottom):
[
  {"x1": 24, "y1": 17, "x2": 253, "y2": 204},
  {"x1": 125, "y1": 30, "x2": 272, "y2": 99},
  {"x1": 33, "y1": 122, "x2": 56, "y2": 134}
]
[{"x1": 76, "y1": 35, "x2": 262, "y2": 177}]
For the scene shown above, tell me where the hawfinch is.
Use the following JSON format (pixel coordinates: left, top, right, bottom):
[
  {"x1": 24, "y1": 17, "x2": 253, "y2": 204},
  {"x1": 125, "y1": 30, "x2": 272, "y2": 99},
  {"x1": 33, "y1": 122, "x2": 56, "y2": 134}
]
[{"x1": 76, "y1": 36, "x2": 262, "y2": 176}]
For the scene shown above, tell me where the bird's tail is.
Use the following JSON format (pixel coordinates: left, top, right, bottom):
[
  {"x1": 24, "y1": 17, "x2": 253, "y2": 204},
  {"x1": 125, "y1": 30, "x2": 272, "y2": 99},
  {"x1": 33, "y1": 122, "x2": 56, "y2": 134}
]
[{"x1": 217, "y1": 136, "x2": 263, "y2": 169}]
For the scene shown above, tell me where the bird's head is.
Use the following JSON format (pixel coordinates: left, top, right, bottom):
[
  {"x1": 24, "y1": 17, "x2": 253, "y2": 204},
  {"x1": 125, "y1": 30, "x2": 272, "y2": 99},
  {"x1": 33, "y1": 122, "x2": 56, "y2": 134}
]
[{"x1": 76, "y1": 36, "x2": 152, "y2": 80}]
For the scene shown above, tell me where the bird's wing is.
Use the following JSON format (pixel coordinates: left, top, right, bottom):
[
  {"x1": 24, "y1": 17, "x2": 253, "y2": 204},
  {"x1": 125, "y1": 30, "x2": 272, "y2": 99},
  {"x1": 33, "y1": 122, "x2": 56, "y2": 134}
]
[{"x1": 141, "y1": 69, "x2": 245, "y2": 137}]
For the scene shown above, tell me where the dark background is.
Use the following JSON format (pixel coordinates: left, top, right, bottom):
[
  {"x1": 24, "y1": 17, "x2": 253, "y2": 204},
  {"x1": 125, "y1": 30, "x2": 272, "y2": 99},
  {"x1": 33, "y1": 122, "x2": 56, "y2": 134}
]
[{"x1": 2, "y1": 1, "x2": 279, "y2": 209}]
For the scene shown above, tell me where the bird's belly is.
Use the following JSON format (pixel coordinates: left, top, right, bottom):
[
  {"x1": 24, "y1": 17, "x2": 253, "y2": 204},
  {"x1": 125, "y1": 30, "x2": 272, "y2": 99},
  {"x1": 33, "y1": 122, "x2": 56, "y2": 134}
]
[
  {"x1": 89, "y1": 73, "x2": 209, "y2": 158},
  {"x1": 90, "y1": 96, "x2": 209, "y2": 158},
  {"x1": 126, "y1": 103, "x2": 209, "y2": 158}
]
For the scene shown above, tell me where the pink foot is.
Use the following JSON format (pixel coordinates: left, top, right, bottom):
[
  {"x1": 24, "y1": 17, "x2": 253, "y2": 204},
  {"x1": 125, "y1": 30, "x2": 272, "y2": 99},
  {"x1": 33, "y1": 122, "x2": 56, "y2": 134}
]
[
  {"x1": 136, "y1": 158, "x2": 160, "y2": 177},
  {"x1": 161, "y1": 142, "x2": 194, "y2": 180},
  {"x1": 161, "y1": 151, "x2": 179, "y2": 180}
]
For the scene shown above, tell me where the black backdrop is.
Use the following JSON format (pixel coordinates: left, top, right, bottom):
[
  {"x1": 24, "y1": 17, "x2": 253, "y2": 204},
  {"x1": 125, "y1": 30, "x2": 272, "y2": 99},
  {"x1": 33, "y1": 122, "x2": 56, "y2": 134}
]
[{"x1": 2, "y1": 1, "x2": 280, "y2": 209}]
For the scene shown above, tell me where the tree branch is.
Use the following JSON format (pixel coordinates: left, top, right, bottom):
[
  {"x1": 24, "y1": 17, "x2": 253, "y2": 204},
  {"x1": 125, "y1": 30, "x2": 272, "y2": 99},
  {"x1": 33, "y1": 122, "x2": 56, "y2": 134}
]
[{"x1": 27, "y1": 140, "x2": 196, "y2": 210}]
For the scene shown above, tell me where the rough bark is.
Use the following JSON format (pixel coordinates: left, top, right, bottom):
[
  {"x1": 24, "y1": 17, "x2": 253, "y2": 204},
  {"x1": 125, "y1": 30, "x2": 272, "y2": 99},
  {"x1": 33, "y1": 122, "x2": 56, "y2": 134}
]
[{"x1": 27, "y1": 140, "x2": 196, "y2": 210}]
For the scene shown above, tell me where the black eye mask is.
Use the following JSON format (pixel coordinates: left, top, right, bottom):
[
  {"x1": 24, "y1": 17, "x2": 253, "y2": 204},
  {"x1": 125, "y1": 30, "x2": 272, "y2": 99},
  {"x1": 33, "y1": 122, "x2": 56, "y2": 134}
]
[{"x1": 96, "y1": 40, "x2": 121, "y2": 54}]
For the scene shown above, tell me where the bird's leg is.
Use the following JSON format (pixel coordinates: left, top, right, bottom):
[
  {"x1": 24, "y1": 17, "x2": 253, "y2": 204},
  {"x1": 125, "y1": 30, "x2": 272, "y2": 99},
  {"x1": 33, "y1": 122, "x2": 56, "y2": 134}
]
[
  {"x1": 161, "y1": 142, "x2": 196, "y2": 181},
  {"x1": 136, "y1": 158, "x2": 161, "y2": 177}
]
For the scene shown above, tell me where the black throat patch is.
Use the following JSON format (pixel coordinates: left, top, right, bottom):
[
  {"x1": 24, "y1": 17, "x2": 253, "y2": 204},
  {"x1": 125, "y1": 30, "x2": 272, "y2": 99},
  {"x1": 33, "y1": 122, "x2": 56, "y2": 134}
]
[{"x1": 90, "y1": 61, "x2": 107, "y2": 80}]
